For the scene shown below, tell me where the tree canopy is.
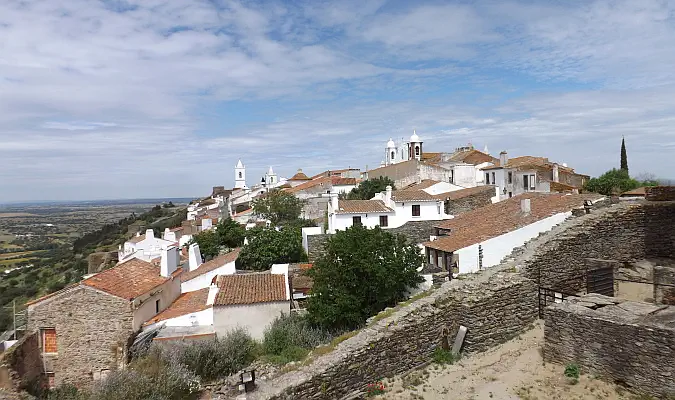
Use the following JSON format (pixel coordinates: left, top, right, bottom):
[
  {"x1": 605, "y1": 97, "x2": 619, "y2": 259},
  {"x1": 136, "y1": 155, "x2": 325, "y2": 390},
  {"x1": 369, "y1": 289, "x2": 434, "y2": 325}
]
[
  {"x1": 620, "y1": 137, "x2": 628, "y2": 172},
  {"x1": 189, "y1": 218, "x2": 245, "y2": 259},
  {"x1": 252, "y1": 190, "x2": 305, "y2": 226},
  {"x1": 584, "y1": 168, "x2": 657, "y2": 196},
  {"x1": 236, "y1": 227, "x2": 307, "y2": 271},
  {"x1": 307, "y1": 225, "x2": 424, "y2": 330},
  {"x1": 345, "y1": 176, "x2": 396, "y2": 200}
]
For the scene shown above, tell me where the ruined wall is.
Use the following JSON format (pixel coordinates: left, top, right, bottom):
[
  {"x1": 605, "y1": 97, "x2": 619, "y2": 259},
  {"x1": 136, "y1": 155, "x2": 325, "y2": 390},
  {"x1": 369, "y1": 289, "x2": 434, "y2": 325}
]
[
  {"x1": 524, "y1": 202, "x2": 675, "y2": 293},
  {"x1": 27, "y1": 286, "x2": 134, "y2": 387},
  {"x1": 654, "y1": 265, "x2": 675, "y2": 305},
  {"x1": 444, "y1": 188, "x2": 493, "y2": 215},
  {"x1": 250, "y1": 269, "x2": 538, "y2": 400},
  {"x1": 645, "y1": 186, "x2": 675, "y2": 201},
  {"x1": 544, "y1": 295, "x2": 675, "y2": 399},
  {"x1": 0, "y1": 332, "x2": 44, "y2": 392}
]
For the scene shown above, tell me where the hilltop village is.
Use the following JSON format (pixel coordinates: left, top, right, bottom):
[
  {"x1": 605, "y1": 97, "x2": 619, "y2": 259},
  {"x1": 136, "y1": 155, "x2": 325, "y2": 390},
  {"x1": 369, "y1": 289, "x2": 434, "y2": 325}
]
[{"x1": 1, "y1": 132, "x2": 673, "y2": 400}]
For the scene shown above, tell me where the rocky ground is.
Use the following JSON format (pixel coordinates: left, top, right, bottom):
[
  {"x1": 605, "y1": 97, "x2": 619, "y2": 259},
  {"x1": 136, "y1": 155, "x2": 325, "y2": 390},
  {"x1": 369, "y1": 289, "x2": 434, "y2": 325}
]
[{"x1": 371, "y1": 322, "x2": 645, "y2": 400}]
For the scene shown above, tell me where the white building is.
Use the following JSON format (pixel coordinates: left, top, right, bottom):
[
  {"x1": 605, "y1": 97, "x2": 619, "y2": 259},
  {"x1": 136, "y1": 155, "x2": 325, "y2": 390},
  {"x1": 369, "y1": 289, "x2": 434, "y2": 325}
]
[
  {"x1": 180, "y1": 245, "x2": 240, "y2": 293},
  {"x1": 422, "y1": 193, "x2": 605, "y2": 275},
  {"x1": 384, "y1": 130, "x2": 424, "y2": 166},
  {"x1": 325, "y1": 185, "x2": 452, "y2": 233},
  {"x1": 118, "y1": 229, "x2": 178, "y2": 264},
  {"x1": 143, "y1": 266, "x2": 290, "y2": 342},
  {"x1": 235, "y1": 159, "x2": 247, "y2": 189}
]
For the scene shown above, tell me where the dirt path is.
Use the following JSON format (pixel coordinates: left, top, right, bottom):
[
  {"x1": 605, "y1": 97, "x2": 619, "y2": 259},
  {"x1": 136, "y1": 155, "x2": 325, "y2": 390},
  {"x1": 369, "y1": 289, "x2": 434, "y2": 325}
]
[{"x1": 373, "y1": 322, "x2": 639, "y2": 400}]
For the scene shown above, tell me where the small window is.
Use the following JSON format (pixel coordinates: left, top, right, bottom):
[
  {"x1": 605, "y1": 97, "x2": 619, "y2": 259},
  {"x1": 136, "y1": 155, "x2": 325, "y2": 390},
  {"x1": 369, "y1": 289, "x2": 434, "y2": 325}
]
[
  {"x1": 41, "y1": 328, "x2": 57, "y2": 354},
  {"x1": 508, "y1": 172, "x2": 513, "y2": 184},
  {"x1": 523, "y1": 174, "x2": 529, "y2": 190},
  {"x1": 529, "y1": 174, "x2": 536, "y2": 190},
  {"x1": 46, "y1": 373, "x2": 55, "y2": 389},
  {"x1": 508, "y1": 192, "x2": 513, "y2": 198},
  {"x1": 485, "y1": 173, "x2": 490, "y2": 184},
  {"x1": 238, "y1": 172, "x2": 242, "y2": 179},
  {"x1": 155, "y1": 299, "x2": 160, "y2": 314},
  {"x1": 379, "y1": 215, "x2": 388, "y2": 227},
  {"x1": 491, "y1": 172, "x2": 496, "y2": 184},
  {"x1": 437, "y1": 203, "x2": 441, "y2": 214},
  {"x1": 391, "y1": 151, "x2": 395, "y2": 160},
  {"x1": 412, "y1": 205, "x2": 421, "y2": 217},
  {"x1": 415, "y1": 146, "x2": 420, "y2": 156},
  {"x1": 352, "y1": 216, "x2": 362, "y2": 226}
]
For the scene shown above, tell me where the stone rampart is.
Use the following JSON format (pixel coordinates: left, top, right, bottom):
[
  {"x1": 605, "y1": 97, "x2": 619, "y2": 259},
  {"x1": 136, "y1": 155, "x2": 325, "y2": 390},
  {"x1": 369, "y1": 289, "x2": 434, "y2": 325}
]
[
  {"x1": 544, "y1": 294, "x2": 675, "y2": 398},
  {"x1": 250, "y1": 268, "x2": 537, "y2": 400},
  {"x1": 645, "y1": 186, "x2": 675, "y2": 201},
  {"x1": 0, "y1": 332, "x2": 44, "y2": 392}
]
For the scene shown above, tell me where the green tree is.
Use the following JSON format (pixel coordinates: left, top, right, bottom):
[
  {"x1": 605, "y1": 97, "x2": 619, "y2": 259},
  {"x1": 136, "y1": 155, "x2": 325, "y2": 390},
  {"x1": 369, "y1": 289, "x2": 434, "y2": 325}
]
[
  {"x1": 585, "y1": 168, "x2": 640, "y2": 195},
  {"x1": 346, "y1": 177, "x2": 396, "y2": 200},
  {"x1": 620, "y1": 137, "x2": 628, "y2": 172},
  {"x1": 252, "y1": 190, "x2": 305, "y2": 226},
  {"x1": 189, "y1": 230, "x2": 220, "y2": 259},
  {"x1": 307, "y1": 225, "x2": 424, "y2": 330},
  {"x1": 236, "y1": 227, "x2": 307, "y2": 271},
  {"x1": 189, "y1": 218, "x2": 245, "y2": 259}
]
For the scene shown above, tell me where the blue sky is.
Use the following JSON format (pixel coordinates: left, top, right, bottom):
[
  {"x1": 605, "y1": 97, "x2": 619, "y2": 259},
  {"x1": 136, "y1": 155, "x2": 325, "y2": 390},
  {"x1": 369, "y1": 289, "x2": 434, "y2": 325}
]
[{"x1": 1, "y1": 0, "x2": 674, "y2": 202}]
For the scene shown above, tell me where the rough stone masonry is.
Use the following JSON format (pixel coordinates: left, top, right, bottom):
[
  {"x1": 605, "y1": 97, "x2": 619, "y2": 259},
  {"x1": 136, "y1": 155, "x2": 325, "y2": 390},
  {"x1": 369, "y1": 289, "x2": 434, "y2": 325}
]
[{"x1": 544, "y1": 294, "x2": 675, "y2": 399}]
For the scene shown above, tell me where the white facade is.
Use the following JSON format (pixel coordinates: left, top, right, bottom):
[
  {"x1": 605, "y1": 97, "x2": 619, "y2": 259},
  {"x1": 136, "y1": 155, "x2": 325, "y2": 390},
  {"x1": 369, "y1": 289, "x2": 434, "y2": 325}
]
[
  {"x1": 118, "y1": 229, "x2": 177, "y2": 263},
  {"x1": 213, "y1": 302, "x2": 290, "y2": 340},
  {"x1": 131, "y1": 275, "x2": 182, "y2": 331},
  {"x1": 384, "y1": 130, "x2": 423, "y2": 166},
  {"x1": 454, "y1": 211, "x2": 572, "y2": 274},
  {"x1": 235, "y1": 159, "x2": 247, "y2": 189},
  {"x1": 145, "y1": 308, "x2": 214, "y2": 331}
]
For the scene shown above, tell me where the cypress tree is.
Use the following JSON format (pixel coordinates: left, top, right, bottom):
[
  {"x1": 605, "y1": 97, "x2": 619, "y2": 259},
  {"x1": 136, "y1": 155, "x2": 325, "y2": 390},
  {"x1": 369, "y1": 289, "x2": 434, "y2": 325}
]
[{"x1": 620, "y1": 137, "x2": 628, "y2": 172}]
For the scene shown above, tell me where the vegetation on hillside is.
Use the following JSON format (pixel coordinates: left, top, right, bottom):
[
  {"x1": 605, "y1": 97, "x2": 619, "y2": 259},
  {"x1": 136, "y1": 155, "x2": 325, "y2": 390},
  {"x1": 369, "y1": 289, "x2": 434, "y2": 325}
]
[
  {"x1": 307, "y1": 224, "x2": 424, "y2": 330},
  {"x1": 188, "y1": 218, "x2": 245, "y2": 259},
  {"x1": 251, "y1": 190, "x2": 305, "y2": 226},
  {"x1": 344, "y1": 177, "x2": 396, "y2": 200},
  {"x1": 236, "y1": 226, "x2": 307, "y2": 270}
]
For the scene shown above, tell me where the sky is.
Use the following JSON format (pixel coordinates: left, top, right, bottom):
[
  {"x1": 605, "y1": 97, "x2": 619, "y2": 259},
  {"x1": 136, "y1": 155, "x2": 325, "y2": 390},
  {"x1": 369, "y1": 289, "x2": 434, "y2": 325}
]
[{"x1": 1, "y1": 0, "x2": 674, "y2": 202}]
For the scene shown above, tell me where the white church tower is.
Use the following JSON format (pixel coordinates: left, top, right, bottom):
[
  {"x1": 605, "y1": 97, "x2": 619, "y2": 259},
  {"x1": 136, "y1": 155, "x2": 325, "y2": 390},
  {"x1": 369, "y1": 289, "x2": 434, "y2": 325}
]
[
  {"x1": 409, "y1": 130, "x2": 423, "y2": 161},
  {"x1": 385, "y1": 138, "x2": 397, "y2": 166},
  {"x1": 265, "y1": 166, "x2": 278, "y2": 186},
  {"x1": 235, "y1": 159, "x2": 246, "y2": 189}
]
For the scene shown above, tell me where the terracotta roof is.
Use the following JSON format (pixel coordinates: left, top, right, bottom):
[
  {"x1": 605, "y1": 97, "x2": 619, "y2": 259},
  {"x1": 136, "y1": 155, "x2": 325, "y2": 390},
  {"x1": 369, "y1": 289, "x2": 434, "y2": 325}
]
[
  {"x1": 621, "y1": 187, "x2": 647, "y2": 196},
  {"x1": 289, "y1": 170, "x2": 311, "y2": 181},
  {"x1": 144, "y1": 288, "x2": 210, "y2": 326},
  {"x1": 128, "y1": 234, "x2": 145, "y2": 243},
  {"x1": 181, "y1": 248, "x2": 241, "y2": 283},
  {"x1": 391, "y1": 190, "x2": 439, "y2": 202},
  {"x1": 310, "y1": 168, "x2": 360, "y2": 179},
  {"x1": 421, "y1": 152, "x2": 442, "y2": 163},
  {"x1": 199, "y1": 198, "x2": 216, "y2": 206},
  {"x1": 401, "y1": 180, "x2": 441, "y2": 191},
  {"x1": 233, "y1": 208, "x2": 253, "y2": 217},
  {"x1": 424, "y1": 193, "x2": 604, "y2": 253},
  {"x1": 82, "y1": 259, "x2": 182, "y2": 300},
  {"x1": 441, "y1": 185, "x2": 495, "y2": 200},
  {"x1": 214, "y1": 274, "x2": 287, "y2": 306},
  {"x1": 169, "y1": 226, "x2": 183, "y2": 232},
  {"x1": 332, "y1": 177, "x2": 359, "y2": 186},
  {"x1": 482, "y1": 156, "x2": 576, "y2": 173},
  {"x1": 449, "y1": 149, "x2": 498, "y2": 165},
  {"x1": 286, "y1": 176, "x2": 359, "y2": 193},
  {"x1": 336, "y1": 200, "x2": 394, "y2": 214}
]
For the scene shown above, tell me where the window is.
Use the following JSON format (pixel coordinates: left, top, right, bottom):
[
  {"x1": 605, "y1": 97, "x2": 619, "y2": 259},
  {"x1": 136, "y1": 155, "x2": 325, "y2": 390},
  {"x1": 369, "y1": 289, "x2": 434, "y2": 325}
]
[
  {"x1": 485, "y1": 173, "x2": 490, "y2": 184},
  {"x1": 450, "y1": 169, "x2": 454, "y2": 184},
  {"x1": 415, "y1": 146, "x2": 420, "y2": 156},
  {"x1": 238, "y1": 172, "x2": 242, "y2": 178},
  {"x1": 155, "y1": 299, "x2": 160, "y2": 314},
  {"x1": 352, "y1": 216, "x2": 362, "y2": 226},
  {"x1": 46, "y1": 373, "x2": 55, "y2": 389},
  {"x1": 491, "y1": 172, "x2": 496, "y2": 185},
  {"x1": 437, "y1": 203, "x2": 441, "y2": 215},
  {"x1": 412, "y1": 204, "x2": 421, "y2": 217},
  {"x1": 529, "y1": 174, "x2": 536, "y2": 190},
  {"x1": 41, "y1": 328, "x2": 57, "y2": 354},
  {"x1": 523, "y1": 174, "x2": 529, "y2": 191},
  {"x1": 390, "y1": 151, "x2": 395, "y2": 160},
  {"x1": 508, "y1": 192, "x2": 513, "y2": 198},
  {"x1": 508, "y1": 171, "x2": 513, "y2": 184},
  {"x1": 379, "y1": 215, "x2": 388, "y2": 227}
]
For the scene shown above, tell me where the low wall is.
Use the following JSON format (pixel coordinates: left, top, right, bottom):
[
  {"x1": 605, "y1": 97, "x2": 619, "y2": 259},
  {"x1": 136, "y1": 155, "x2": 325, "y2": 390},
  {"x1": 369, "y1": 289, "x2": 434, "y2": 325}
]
[
  {"x1": 0, "y1": 332, "x2": 44, "y2": 392},
  {"x1": 544, "y1": 294, "x2": 675, "y2": 398},
  {"x1": 250, "y1": 268, "x2": 538, "y2": 399},
  {"x1": 444, "y1": 188, "x2": 493, "y2": 215},
  {"x1": 645, "y1": 186, "x2": 675, "y2": 201}
]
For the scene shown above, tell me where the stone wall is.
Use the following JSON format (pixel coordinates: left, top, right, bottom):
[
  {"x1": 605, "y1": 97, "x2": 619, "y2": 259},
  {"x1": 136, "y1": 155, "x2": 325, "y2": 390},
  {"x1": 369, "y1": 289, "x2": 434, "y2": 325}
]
[
  {"x1": 544, "y1": 294, "x2": 675, "y2": 398},
  {"x1": 0, "y1": 332, "x2": 44, "y2": 392},
  {"x1": 654, "y1": 265, "x2": 675, "y2": 305},
  {"x1": 444, "y1": 188, "x2": 493, "y2": 215},
  {"x1": 645, "y1": 186, "x2": 675, "y2": 201},
  {"x1": 249, "y1": 268, "x2": 538, "y2": 400},
  {"x1": 523, "y1": 202, "x2": 675, "y2": 293},
  {"x1": 26, "y1": 286, "x2": 134, "y2": 387},
  {"x1": 87, "y1": 251, "x2": 118, "y2": 274}
]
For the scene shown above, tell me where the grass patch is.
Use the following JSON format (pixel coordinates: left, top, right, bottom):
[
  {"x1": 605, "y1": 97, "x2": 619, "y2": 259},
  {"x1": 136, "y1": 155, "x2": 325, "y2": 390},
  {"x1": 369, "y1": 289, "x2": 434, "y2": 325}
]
[
  {"x1": 432, "y1": 347, "x2": 458, "y2": 365},
  {"x1": 564, "y1": 363, "x2": 580, "y2": 379}
]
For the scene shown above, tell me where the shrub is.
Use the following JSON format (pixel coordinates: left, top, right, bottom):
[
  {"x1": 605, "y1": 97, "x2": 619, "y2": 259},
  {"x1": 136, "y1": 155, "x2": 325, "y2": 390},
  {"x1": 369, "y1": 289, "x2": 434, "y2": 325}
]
[
  {"x1": 47, "y1": 384, "x2": 87, "y2": 400},
  {"x1": 167, "y1": 328, "x2": 257, "y2": 381},
  {"x1": 564, "y1": 363, "x2": 580, "y2": 379},
  {"x1": 262, "y1": 314, "x2": 332, "y2": 364},
  {"x1": 432, "y1": 347, "x2": 457, "y2": 365},
  {"x1": 365, "y1": 381, "x2": 386, "y2": 397}
]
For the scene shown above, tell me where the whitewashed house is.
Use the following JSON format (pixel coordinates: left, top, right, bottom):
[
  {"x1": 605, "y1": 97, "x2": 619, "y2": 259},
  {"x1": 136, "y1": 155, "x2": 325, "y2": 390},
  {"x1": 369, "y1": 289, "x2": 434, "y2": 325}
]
[
  {"x1": 325, "y1": 186, "x2": 452, "y2": 233},
  {"x1": 422, "y1": 193, "x2": 605, "y2": 275},
  {"x1": 118, "y1": 229, "x2": 178, "y2": 264},
  {"x1": 180, "y1": 245, "x2": 240, "y2": 293}
]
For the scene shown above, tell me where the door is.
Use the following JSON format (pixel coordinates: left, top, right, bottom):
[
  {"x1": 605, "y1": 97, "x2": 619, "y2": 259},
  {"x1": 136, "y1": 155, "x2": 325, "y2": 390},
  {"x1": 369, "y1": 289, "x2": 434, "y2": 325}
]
[{"x1": 587, "y1": 267, "x2": 614, "y2": 297}]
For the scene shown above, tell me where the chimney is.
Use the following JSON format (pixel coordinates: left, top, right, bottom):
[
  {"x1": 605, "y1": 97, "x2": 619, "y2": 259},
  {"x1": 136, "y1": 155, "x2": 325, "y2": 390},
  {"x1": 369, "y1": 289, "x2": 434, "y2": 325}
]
[
  {"x1": 145, "y1": 229, "x2": 154, "y2": 240},
  {"x1": 521, "y1": 199, "x2": 531, "y2": 214},
  {"x1": 385, "y1": 185, "x2": 393, "y2": 208},
  {"x1": 188, "y1": 243, "x2": 202, "y2": 271},
  {"x1": 160, "y1": 246, "x2": 179, "y2": 277},
  {"x1": 136, "y1": 232, "x2": 140, "y2": 237},
  {"x1": 330, "y1": 192, "x2": 339, "y2": 212},
  {"x1": 499, "y1": 151, "x2": 508, "y2": 167},
  {"x1": 553, "y1": 164, "x2": 560, "y2": 183},
  {"x1": 206, "y1": 282, "x2": 219, "y2": 305}
]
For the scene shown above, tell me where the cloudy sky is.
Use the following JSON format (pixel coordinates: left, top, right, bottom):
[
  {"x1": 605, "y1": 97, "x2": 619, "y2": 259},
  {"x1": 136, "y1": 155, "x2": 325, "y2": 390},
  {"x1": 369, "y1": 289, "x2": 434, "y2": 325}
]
[{"x1": 1, "y1": 0, "x2": 673, "y2": 202}]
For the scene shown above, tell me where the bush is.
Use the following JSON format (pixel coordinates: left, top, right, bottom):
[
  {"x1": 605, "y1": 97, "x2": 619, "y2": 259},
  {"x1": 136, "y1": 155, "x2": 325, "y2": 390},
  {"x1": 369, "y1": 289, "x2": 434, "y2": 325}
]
[
  {"x1": 432, "y1": 347, "x2": 457, "y2": 365},
  {"x1": 47, "y1": 384, "x2": 87, "y2": 400},
  {"x1": 564, "y1": 363, "x2": 580, "y2": 379},
  {"x1": 262, "y1": 314, "x2": 332, "y2": 364},
  {"x1": 167, "y1": 328, "x2": 257, "y2": 381}
]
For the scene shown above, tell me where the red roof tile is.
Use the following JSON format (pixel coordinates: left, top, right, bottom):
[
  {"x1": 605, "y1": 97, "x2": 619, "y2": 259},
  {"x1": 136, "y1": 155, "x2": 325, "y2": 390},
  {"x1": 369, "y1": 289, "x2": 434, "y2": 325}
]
[
  {"x1": 181, "y1": 248, "x2": 240, "y2": 283},
  {"x1": 424, "y1": 193, "x2": 604, "y2": 253},
  {"x1": 214, "y1": 274, "x2": 287, "y2": 306},
  {"x1": 449, "y1": 149, "x2": 498, "y2": 165},
  {"x1": 82, "y1": 259, "x2": 181, "y2": 300},
  {"x1": 336, "y1": 200, "x2": 394, "y2": 214},
  {"x1": 144, "y1": 288, "x2": 210, "y2": 326},
  {"x1": 391, "y1": 190, "x2": 439, "y2": 202},
  {"x1": 289, "y1": 170, "x2": 311, "y2": 181},
  {"x1": 439, "y1": 185, "x2": 495, "y2": 201},
  {"x1": 401, "y1": 180, "x2": 442, "y2": 191}
]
